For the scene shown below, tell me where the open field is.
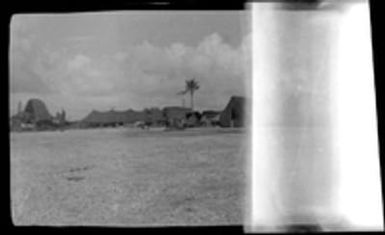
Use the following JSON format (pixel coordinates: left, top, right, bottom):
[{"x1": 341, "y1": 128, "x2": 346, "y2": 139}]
[{"x1": 10, "y1": 127, "x2": 248, "y2": 226}]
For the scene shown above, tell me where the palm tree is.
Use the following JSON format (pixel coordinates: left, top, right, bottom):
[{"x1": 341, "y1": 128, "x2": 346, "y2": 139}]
[{"x1": 185, "y1": 79, "x2": 200, "y2": 111}]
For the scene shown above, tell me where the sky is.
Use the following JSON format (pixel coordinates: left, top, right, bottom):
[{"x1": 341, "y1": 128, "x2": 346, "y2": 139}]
[{"x1": 9, "y1": 11, "x2": 251, "y2": 121}]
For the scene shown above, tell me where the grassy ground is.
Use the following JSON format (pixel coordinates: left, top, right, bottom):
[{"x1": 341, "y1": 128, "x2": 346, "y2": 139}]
[{"x1": 10, "y1": 127, "x2": 248, "y2": 226}]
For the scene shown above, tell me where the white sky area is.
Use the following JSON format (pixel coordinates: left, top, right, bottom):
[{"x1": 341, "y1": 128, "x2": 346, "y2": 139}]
[{"x1": 9, "y1": 11, "x2": 250, "y2": 120}]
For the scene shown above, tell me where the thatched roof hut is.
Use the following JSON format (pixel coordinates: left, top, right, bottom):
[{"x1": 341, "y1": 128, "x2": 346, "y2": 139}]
[
  {"x1": 219, "y1": 96, "x2": 245, "y2": 127},
  {"x1": 23, "y1": 98, "x2": 52, "y2": 123},
  {"x1": 82, "y1": 110, "x2": 133, "y2": 126}
]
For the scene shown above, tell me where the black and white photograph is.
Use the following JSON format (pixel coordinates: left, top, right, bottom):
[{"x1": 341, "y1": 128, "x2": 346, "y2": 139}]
[
  {"x1": 9, "y1": 7, "x2": 250, "y2": 227},
  {"x1": 8, "y1": 0, "x2": 384, "y2": 232}
]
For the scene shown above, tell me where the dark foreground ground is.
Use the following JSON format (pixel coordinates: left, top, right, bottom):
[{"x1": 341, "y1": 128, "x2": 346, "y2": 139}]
[{"x1": 11, "y1": 127, "x2": 248, "y2": 226}]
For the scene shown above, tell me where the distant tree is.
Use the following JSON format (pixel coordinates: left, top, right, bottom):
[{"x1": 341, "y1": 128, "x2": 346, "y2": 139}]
[{"x1": 185, "y1": 79, "x2": 200, "y2": 111}]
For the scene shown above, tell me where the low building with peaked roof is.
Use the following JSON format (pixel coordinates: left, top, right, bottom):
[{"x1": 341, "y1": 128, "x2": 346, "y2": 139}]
[
  {"x1": 80, "y1": 108, "x2": 166, "y2": 128},
  {"x1": 81, "y1": 110, "x2": 132, "y2": 127}
]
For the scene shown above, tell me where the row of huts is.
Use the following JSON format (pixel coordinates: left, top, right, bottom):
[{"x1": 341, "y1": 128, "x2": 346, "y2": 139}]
[
  {"x1": 79, "y1": 96, "x2": 245, "y2": 128},
  {"x1": 10, "y1": 96, "x2": 245, "y2": 131}
]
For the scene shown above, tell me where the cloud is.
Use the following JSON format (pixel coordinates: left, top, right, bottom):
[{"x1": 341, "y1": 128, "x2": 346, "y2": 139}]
[
  {"x1": 67, "y1": 54, "x2": 91, "y2": 70},
  {"x1": 10, "y1": 32, "x2": 250, "y2": 119}
]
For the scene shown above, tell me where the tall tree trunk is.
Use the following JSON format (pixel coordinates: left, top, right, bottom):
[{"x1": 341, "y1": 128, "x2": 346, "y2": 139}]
[{"x1": 190, "y1": 90, "x2": 194, "y2": 110}]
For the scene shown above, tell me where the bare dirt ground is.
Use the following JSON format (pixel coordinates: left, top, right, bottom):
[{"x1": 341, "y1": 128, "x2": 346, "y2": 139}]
[{"x1": 10, "y1": 127, "x2": 248, "y2": 226}]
